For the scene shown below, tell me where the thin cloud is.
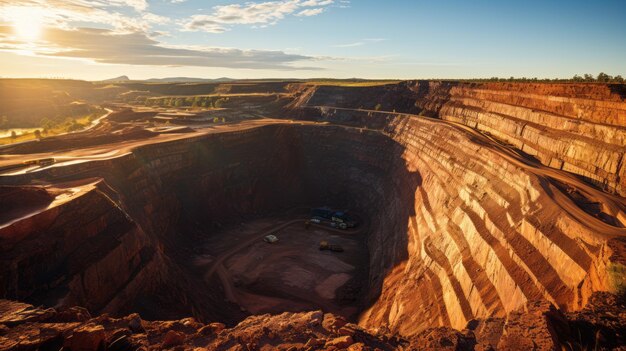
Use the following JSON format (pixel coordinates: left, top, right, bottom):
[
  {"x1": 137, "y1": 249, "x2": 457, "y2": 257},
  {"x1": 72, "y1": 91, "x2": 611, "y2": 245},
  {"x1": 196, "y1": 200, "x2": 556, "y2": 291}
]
[
  {"x1": 0, "y1": 0, "x2": 148, "y2": 14},
  {"x1": 337, "y1": 0, "x2": 350, "y2": 8},
  {"x1": 364, "y1": 38, "x2": 386, "y2": 43},
  {"x1": 0, "y1": 26, "x2": 322, "y2": 70},
  {"x1": 332, "y1": 38, "x2": 386, "y2": 48},
  {"x1": 183, "y1": 0, "x2": 342, "y2": 33},
  {"x1": 0, "y1": 0, "x2": 349, "y2": 72},
  {"x1": 296, "y1": 8, "x2": 325, "y2": 17},
  {"x1": 332, "y1": 42, "x2": 363, "y2": 48},
  {"x1": 0, "y1": 0, "x2": 164, "y2": 33}
]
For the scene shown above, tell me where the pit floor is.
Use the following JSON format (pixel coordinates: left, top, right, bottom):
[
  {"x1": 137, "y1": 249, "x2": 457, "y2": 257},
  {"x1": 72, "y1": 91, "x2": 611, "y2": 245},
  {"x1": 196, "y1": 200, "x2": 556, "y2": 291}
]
[{"x1": 193, "y1": 215, "x2": 369, "y2": 320}]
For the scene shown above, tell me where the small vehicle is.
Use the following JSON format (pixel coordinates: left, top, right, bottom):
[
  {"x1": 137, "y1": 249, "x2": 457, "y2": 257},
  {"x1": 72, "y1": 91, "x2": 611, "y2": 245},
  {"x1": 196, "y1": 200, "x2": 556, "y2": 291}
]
[
  {"x1": 23, "y1": 158, "x2": 55, "y2": 167},
  {"x1": 331, "y1": 212, "x2": 357, "y2": 228},
  {"x1": 329, "y1": 222, "x2": 348, "y2": 230},
  {"x1": 38, "y1": 158, "x2": 55, "y2": 167},
  {"x1": 311, "y1": 207, "x2": 357, "y2": 229},
  {"x1": 319, "y1": 240, "x2": 344, "y2": 252},
  {"x1": 263, "y1": 234, "x2": 279, "y2": 243},
  {"x1": 328, "y1": 245, "x2": 344, "y2": 252}
]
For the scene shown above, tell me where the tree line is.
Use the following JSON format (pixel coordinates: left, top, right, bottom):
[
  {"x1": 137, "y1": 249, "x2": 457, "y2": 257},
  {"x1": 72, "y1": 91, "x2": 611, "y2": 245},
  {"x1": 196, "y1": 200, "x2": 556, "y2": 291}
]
[
  {"x1": 464, "y1": 72, "x2": 624, "y2": 83},
  {"x1": 145, "y1": 96, "x2": 231, "y2": 108}
]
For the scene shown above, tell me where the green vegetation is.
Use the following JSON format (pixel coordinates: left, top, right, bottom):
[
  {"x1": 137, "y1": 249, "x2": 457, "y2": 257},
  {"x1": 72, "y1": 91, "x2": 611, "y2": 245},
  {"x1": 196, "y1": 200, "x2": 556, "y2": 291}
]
[
  {"x1": 0, "y1": 130, "x2": 37, "y2": 145},
  {"x1": 460, "y1": 72, "x2": 624, "y2": 83},
  {"x1": 0, "y1": 109, "x2": 106, "y2": 145},
  {"x1": 608, "y1": 263, "x2": 626, "y2": 298},
  {"x1": 0, "y1": 79, "x2": 121, "y2": 128},
  {"x1": 0, "y1": 101, "x2": 103, "y2": 129},
  {"x1": 40, "y1": 108, "x2": 105, "y2": 132},
  {"x1": 146, "y1": 95, "x2": 231, "y2": 108},
  {"x1": 306, "y1": 80, "x2": 401, "y2": 87}
]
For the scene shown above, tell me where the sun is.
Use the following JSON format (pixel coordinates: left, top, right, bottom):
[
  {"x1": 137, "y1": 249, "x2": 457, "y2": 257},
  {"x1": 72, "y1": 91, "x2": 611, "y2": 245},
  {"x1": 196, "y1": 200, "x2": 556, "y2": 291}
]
[{"x1": 10, "y1": 7, "x2": 45, "y2": 42}]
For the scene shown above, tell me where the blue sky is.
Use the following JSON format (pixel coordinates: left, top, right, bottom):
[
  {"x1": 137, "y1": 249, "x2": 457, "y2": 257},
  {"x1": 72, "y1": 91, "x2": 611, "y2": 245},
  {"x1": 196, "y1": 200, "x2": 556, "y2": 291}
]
[{"x1": 0, "y1": 0, "x2": 624, "y2": 80}]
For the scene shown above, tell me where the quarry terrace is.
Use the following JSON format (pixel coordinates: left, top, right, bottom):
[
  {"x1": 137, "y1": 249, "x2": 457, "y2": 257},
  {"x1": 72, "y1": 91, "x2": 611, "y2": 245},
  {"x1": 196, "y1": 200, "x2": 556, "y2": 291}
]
[{"x1": 0, "y1": 79, "x2": 624, "y2": 350}]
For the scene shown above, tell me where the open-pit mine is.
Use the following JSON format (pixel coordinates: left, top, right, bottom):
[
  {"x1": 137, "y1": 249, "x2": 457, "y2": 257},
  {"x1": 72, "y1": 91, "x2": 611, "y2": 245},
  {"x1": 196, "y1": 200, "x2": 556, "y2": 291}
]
[{"x1": 1, "y1": 80, "x2": 625, "y2": 350}]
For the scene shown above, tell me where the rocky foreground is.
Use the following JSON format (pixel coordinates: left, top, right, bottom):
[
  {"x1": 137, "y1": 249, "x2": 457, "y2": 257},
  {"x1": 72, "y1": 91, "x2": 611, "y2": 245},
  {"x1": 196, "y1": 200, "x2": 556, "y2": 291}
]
[{"x1": 2, "y1": 292, "x2": 625, "y2": 351}]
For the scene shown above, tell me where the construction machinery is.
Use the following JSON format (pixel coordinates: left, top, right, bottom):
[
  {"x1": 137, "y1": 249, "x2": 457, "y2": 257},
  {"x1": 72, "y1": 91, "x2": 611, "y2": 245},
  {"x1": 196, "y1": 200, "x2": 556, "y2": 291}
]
[
  {"x1": 264, "y1": 234, "x2": 279, "y2": 243},
  {"x1": 311, "y1": 207, "x2": 357, "y2": 230}
]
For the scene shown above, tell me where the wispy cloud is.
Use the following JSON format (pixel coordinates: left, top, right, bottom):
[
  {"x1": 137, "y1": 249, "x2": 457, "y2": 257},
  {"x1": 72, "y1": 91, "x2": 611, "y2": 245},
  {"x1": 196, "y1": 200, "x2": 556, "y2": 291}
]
[
  {"x1": 336, "y1": 0, "x2": 350, "y2": 8},
  {"x1": 324, "y1": 54, "x2": 398, "y2": 64},
  {"x1": 0, "y1": 0, "x2": 346, "y2": 71},
  {"x1": 183, "y1": 0, "x2": 345, "y2": 33},
  {"x1": 0, "y1": 0, "x2": 166, "y2": 33},
  {"x1": 0, "y1": 25, "x2": 320, "y2": 70},
  {"x1": 296, "y1": 7, "x2": 325, "y2": 17},
  {"x1": 364, "y1": 38, "x2": 386, "y2": 43},
  {"x1": 332, "y1": 42, "x2": 363, "y2": 48},
  {"x1": 332, "y1": 38, "x2": 386, "y2": 48}
]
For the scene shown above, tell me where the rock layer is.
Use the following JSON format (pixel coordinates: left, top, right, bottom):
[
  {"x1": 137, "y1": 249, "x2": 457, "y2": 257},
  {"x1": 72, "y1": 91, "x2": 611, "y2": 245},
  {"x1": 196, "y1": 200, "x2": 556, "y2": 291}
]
[
  {"x1": 1, "y1": 122, "x2": 411, "y2": 325},
  {"x1": 1, "y1": 81, "x2": 625, "y2": 348},
  {"x1": 359, "y1": 113, "x2": 625, "y2": 335},
  {"x1": 293, "y1": 81, "x2": 626, "y2": 196},
  {"x1": 289, "y1": 81, "x2": 626, "y2": 335},
  {"x1": 440, "y1": 83, "x2": 626, "y2": 196}
]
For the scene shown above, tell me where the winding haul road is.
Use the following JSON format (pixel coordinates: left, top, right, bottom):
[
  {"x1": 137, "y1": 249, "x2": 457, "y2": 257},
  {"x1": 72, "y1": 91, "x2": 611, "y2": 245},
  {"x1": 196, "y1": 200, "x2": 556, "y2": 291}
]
[
  {"x1": 311, "y1": 105, "x2": 626, "y2": 238},
  {"x1": 2, "y1": 105, "x2": 623, "y2": 238}
]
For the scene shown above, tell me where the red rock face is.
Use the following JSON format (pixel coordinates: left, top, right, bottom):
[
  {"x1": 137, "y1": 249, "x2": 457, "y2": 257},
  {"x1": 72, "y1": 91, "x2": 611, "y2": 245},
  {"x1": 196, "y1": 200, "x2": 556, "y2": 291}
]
[
  {"x1": 289, "y1": 82, "x2": 626, "y2": 337},
  {"x1": 0, "y1": 81, "x2": 625, "y2": 349},
  {"x1": 0, "y1": 180, "x2": 166, "y2": 315},
  {"x1": 440, "y1": 83, "x2": 626, "y2": 196}
]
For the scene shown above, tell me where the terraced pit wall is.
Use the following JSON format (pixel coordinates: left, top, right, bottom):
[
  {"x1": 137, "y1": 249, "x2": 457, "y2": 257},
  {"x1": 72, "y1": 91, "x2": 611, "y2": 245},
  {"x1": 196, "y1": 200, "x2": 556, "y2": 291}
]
[
  {"x1": 295, "y1": 81, "x2": 626, "y2": 196},
  {"x1": 0, "y1": 124, "x2": 415, "y2": 326},
  {"x1": 291, "y1": 81, "x2": 626, "y2": 336},
  {"x1": 1, "y1": 81, "x2": 625, "y2": 340}
]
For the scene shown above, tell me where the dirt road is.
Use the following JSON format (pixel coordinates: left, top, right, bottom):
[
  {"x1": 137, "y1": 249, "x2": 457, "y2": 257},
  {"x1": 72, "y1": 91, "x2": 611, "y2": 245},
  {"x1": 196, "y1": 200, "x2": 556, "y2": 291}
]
[
  {"x1": 201, "y1": 215, "x2": 367, "y2": 305},
  {"x1": 311, "y1": 105, "x2": 626, "y2": 237},
  {"x1": 0, "y1": 119, "x2": 297, "y2": 174}
]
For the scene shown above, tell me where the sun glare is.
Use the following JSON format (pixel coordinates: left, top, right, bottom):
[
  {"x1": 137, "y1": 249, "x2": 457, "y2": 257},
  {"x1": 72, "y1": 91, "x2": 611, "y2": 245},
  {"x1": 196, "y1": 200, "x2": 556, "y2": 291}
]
[{"x1": 10, "y1": 7, "x2": 45, "y2": 42}]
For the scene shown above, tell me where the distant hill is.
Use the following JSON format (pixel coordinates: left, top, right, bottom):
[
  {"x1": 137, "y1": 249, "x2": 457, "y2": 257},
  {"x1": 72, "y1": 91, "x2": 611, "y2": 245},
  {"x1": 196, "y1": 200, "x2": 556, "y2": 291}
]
[
  {"x1": 143, "y1": 77, "x2": 235, "y2": 83},
  {"x1": 101, "y1": 75, "x2": 130, "y2": 83}
]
